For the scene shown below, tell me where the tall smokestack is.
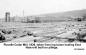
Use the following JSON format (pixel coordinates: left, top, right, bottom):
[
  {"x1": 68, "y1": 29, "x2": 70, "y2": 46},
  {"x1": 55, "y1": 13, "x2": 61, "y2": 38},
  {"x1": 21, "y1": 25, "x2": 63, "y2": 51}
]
[{"x1": 5, "y1": 12, "x2": 10, "y2": 22}]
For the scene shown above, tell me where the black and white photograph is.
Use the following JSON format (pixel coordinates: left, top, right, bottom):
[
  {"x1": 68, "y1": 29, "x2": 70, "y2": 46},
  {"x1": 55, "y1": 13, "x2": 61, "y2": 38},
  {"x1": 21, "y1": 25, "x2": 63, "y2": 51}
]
[
  {"x1": 0, "y1": 0, "x2": 86, "y2": 55},
  {"x1": 0, "y1": 0, "x2": 86, "y2": 43}
]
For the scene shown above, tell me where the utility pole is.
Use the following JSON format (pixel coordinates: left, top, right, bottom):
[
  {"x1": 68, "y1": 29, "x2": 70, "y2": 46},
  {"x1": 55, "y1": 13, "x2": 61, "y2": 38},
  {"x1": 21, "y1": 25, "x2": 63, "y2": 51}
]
[{"x1": 23, "y1": 10, "x2": 24, "y2": 17}]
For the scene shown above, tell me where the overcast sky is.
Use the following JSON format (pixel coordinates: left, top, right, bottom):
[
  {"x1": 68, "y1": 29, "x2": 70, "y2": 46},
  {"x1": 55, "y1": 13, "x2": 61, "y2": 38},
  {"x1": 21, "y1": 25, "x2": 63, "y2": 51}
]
[{"x1": 0, "y1": 0, "x2": 86, "y2": 18}]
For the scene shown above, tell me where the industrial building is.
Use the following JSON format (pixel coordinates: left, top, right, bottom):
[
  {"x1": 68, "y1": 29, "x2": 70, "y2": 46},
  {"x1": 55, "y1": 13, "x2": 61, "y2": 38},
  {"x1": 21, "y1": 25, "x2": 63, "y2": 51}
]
[{"x1": 5, "y1": 12, "x2": 10, "y2": 22}]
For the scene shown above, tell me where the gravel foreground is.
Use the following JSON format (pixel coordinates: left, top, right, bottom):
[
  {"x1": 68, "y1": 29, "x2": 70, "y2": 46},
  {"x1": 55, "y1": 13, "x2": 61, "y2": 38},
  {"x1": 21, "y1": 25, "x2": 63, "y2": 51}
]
[{"x1": 0, "y1": 22, "x2": 86, "y2": 43}]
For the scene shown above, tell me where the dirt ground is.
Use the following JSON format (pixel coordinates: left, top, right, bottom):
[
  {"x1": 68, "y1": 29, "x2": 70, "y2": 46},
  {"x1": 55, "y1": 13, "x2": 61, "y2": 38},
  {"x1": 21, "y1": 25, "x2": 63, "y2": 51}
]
[{"x1": 0, "y1": 21, "x2": 86, "y2": 43}]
